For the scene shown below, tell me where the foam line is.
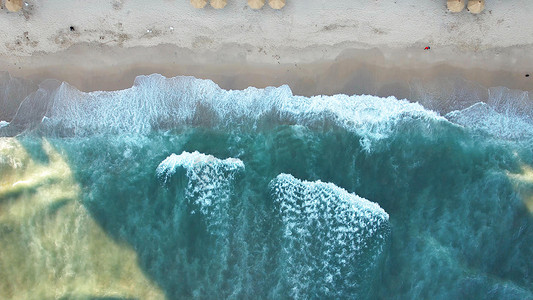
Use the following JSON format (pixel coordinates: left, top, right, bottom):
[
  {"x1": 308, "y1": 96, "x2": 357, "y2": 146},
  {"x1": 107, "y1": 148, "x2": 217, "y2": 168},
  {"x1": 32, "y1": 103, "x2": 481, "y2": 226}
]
[{"x1": 271, "y1": 173, "x2": 390, "y2": 298}]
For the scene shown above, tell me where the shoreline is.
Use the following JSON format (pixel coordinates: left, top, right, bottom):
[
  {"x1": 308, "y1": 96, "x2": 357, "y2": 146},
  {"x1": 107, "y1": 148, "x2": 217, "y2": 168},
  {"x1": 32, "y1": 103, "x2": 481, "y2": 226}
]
[
  {"x1": 1, "y1": 43, "x2": 531, "y2": 99},
  {"x1": 1, "y1": 43, "x2": 532, "y2": 123},
  {"x1": 2, "y1": 43, "x2": 533, "y2": 94},
  {"x1": 1, "y1": 0, "x2": 532, "y2": 121}
]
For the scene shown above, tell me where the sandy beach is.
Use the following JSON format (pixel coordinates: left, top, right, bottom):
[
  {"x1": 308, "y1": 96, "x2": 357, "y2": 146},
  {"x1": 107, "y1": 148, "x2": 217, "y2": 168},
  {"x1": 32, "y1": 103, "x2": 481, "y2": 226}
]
[{"x1": 0, "y1": 0, "x2": 532, "y2": 98}]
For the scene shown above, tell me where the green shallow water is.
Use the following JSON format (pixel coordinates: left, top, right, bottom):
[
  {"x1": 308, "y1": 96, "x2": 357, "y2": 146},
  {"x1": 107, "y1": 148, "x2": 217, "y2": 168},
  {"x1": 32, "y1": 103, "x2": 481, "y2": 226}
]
[{"x1": 2, "y1": 120, "x2": 532, "y2": 299}]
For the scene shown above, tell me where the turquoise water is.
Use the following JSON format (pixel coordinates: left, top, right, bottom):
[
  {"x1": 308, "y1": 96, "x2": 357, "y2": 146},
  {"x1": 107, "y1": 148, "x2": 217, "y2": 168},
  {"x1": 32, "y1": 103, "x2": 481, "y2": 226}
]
[{"x1": 1, "y1": 75, "x2": 533, "y2": 299}]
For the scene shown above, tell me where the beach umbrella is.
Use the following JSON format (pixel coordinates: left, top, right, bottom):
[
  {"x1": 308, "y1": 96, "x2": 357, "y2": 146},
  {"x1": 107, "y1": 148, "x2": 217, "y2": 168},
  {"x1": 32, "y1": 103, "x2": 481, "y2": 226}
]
[
  {"x1": 5, "y1": 0, "x2": 23, "y2": 12},
  {"x1": 210, "y1": 0, "x2": 227, "y2": 9},
  {"x1": 268, "y1": 0, "x2": 285, "y2": 9},
  {"x1": 467, "y1": 0, "x2": 484, "y2": 14},
  {"x1": 191, "y1": 0, "x2": 207, "y2": 9},
  {"x1": 447, "y1": 0, "x2": 465, "y2": 12},
  {"x1": 248, "y1": 0, "x2": 265, "y2": 10}
]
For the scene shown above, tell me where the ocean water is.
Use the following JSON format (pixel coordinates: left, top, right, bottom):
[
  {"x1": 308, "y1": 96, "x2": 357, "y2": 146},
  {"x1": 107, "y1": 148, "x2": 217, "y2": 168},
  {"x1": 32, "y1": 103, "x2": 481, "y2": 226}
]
[{"x1": 1, "y1": 74, "x2": 532, "y2": 299}]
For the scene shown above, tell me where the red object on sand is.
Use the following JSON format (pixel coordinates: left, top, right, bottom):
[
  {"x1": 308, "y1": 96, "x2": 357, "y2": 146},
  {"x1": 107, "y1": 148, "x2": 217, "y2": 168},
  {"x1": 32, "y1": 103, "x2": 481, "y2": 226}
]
[{"x1": 424, "y1": 46, "x2": 431, "y2": 50}]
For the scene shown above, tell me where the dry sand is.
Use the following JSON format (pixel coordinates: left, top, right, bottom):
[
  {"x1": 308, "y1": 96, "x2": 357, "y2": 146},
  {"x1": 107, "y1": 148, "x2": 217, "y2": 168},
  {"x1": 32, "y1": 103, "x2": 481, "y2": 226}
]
[{"x1": 0, "y1": 0, "x2": 532, "y2": 97}]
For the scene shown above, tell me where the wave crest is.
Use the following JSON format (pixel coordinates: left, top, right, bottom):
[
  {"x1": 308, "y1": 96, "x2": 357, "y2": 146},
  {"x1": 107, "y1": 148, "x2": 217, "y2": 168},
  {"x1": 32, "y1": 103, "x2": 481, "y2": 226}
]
[
  {"x1": 446, "y1": 87, "x2": 533, "y2": 140},
  {"x1": 270, "y1": 173, "x2": 390, "y2": 299},
  {"x1": 157, "y1": 151, "x2": 243, "y2": 236},
  {"x1": 5, "y1": 74, "x2": 440, "y2": 146}
]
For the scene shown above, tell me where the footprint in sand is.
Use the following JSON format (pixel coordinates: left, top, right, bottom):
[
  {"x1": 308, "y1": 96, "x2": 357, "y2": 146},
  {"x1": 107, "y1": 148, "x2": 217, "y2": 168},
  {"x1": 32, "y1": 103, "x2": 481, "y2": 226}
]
[{"x1": 112, "y1": 0, "x2": 125, "y2": 10}]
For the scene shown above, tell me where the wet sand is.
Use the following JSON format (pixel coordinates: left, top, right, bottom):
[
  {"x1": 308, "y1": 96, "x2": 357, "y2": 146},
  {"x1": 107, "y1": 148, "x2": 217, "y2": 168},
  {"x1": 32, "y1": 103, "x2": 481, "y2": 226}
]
[
  {"x1": 0, "y1": 0, "x2": 532, "y2": 121},
  {"x1": 2, "y1": 42, "x2": 532, "y2": 95}
]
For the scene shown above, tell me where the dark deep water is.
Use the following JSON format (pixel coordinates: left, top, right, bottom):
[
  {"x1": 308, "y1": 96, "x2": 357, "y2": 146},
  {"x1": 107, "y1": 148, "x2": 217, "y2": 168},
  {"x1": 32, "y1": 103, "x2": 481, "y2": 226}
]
[{"x1": 1, "y1": 74, "x2": 533, "y2": 299}]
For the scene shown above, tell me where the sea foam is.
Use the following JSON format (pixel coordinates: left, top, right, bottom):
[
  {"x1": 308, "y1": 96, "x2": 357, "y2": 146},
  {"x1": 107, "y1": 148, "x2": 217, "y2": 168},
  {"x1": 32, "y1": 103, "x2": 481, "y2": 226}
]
[
  {"x1": 4, "y1": 74, "x2": 532, "y2": 144},
  {"x1": 157, "y1": 151, "x2": 244, "y2": 235},
  {"x1": 157, "y1": 151, "x2": 244, "y2": 184},
  {"x1": 270, "y1": 173, "x2": 390, "y2": 299},
  {"x1": 5, "y1": 74, "x2": 441, "y2": 148},
  {"x1": 445, "y1": 87, "x2": 533, "y2": 140},
  {"x1": 446, "y1": 102, "x2": 533, "y2": 140}
]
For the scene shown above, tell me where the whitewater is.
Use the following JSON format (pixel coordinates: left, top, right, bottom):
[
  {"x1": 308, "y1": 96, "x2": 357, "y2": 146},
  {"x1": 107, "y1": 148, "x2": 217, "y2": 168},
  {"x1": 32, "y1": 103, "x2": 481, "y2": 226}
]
[{"x1": 1, "y1": 74, "x2": 532, "y2": 299}]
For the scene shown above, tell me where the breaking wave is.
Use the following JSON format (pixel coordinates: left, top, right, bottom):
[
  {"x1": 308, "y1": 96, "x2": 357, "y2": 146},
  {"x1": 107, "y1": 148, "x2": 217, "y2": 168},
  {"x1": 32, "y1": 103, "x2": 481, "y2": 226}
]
[
  {"x1": 271, "y1": 174, "x2": 390, "y2": 299},
  {"x1": 157, "y1": 151, "x2": 244, "y2": 235},
  {"x1": 4, "y1": 74, "x2": 443, "y2": 148},
  {"x1": 1, "y1": 74, "x2": 531, "y2": 147}
]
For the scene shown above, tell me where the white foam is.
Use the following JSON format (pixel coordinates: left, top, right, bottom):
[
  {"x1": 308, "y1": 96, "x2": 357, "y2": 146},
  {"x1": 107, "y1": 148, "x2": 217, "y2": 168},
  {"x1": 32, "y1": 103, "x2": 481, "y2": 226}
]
[
  {"x1": 156, "y1": 151, "x2": 244, "y2": 183},
  {"x1": 26, "y1": 74, "x2": 441, "y2": 148},
  {"x1": 270, "y1": 173, "x2": 390, "y2": 298},
  {"x1": 0, "y1": 121, "x2": 9, "y2": 128},
  {"x1": 446, "y1": 102, "x2": 533, "y2": 140},
  {"x1": 443, "y1": 86, "x2": 533, "y2": 140},
  {"x1": 9, "y1": 74, "x2": 533, "y2": 144},
  {"x1": 157, "y1": 151, "x2": 244, "y2": 235}
]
